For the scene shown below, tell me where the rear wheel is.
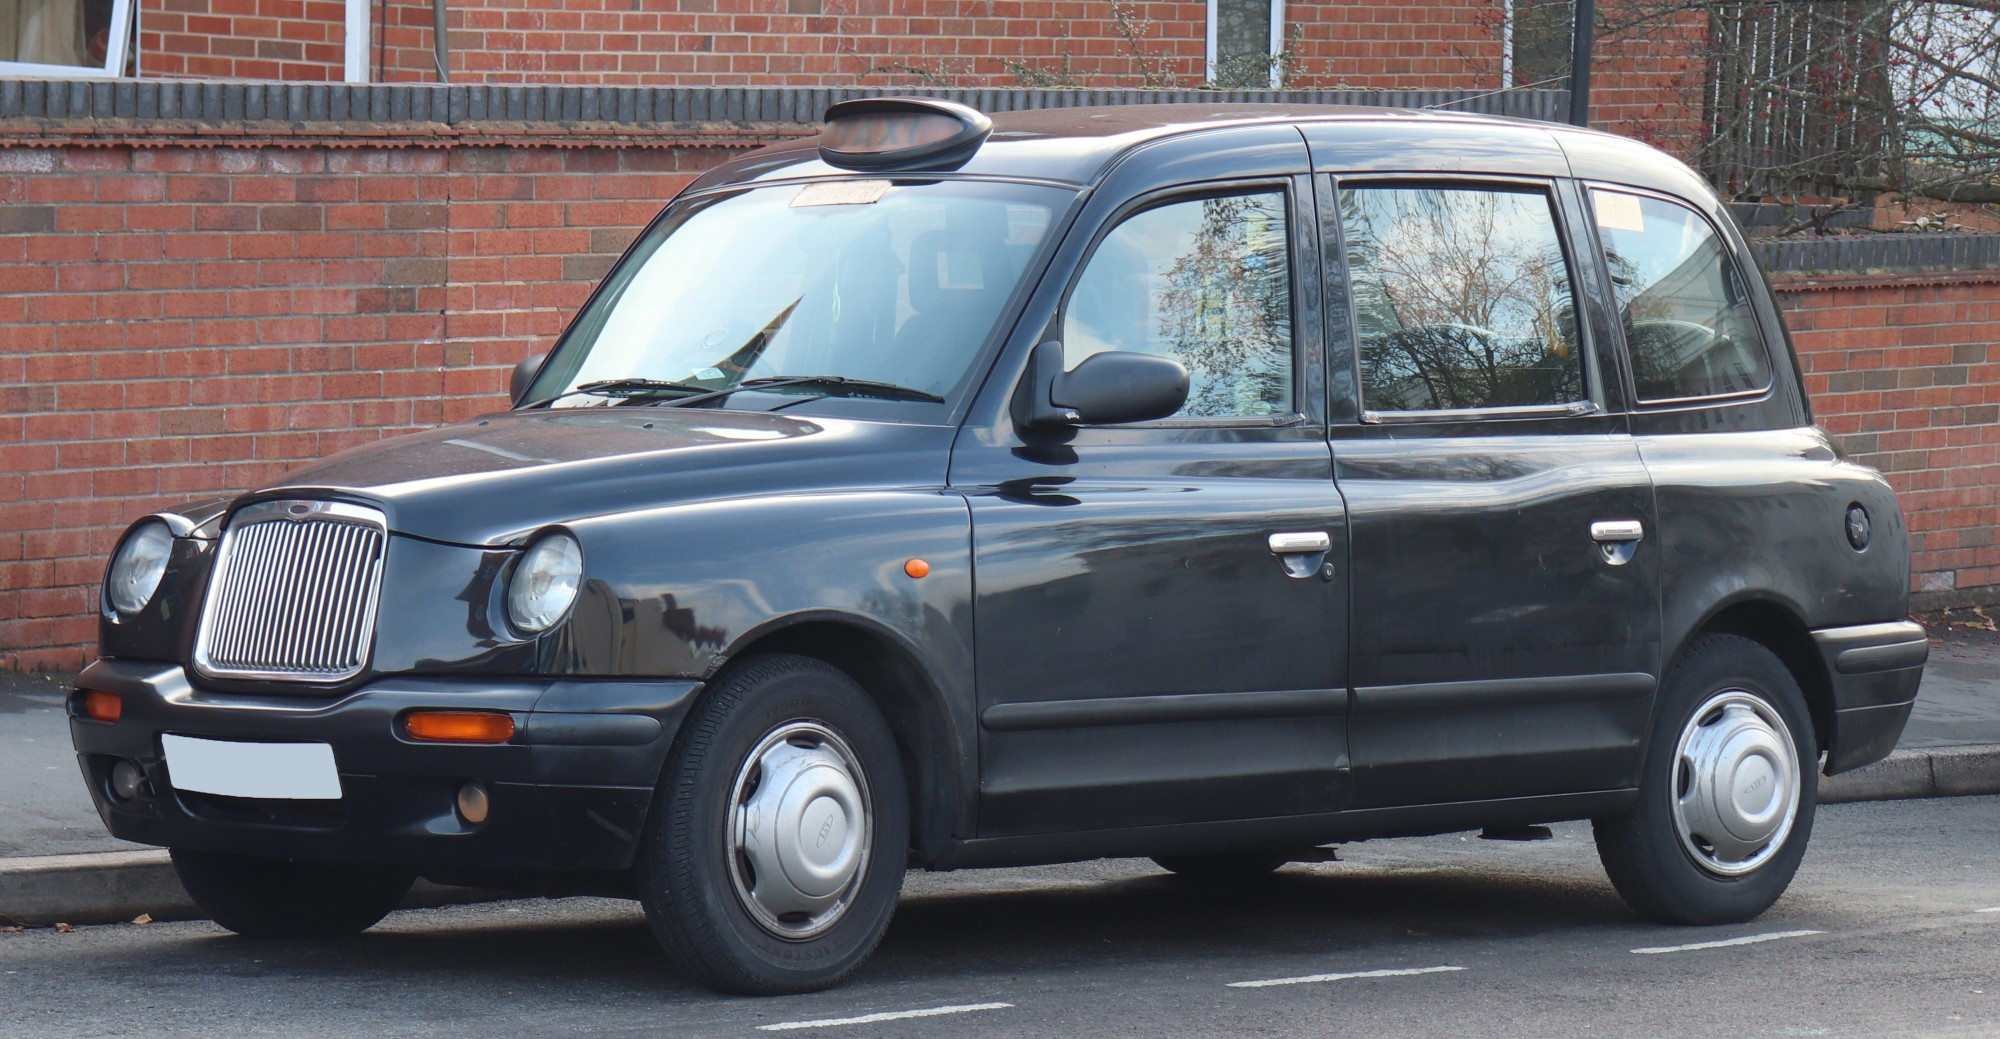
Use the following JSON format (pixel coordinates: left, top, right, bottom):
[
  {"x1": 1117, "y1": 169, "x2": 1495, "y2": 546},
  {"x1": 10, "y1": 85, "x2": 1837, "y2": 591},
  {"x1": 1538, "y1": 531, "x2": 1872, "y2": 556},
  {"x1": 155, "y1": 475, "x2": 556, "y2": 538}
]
[
  {"x1": 638, "y1": 654, "x2": 908, "y2": 995},
  {"x1": 170, "y1": 849, "x2": 413, "y2": 938},
  {"x1": 1594, "y1": 634, "x2": 1818, "y2": 924}
]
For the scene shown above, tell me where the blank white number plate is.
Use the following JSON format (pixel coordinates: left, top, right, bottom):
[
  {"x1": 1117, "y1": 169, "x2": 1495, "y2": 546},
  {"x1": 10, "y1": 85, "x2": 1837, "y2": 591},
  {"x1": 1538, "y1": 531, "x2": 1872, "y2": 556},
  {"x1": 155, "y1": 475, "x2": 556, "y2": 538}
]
[{"x1": 162, "y1": 734, "x2": 343, "y2": 800}]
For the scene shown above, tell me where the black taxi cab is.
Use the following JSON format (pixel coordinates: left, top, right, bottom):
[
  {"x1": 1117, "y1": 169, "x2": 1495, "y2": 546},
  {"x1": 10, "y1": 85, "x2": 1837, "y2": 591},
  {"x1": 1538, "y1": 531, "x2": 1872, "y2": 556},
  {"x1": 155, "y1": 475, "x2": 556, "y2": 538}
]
[{"x1": 72, "y1": 97, "x2": 1928, "y2": 994}]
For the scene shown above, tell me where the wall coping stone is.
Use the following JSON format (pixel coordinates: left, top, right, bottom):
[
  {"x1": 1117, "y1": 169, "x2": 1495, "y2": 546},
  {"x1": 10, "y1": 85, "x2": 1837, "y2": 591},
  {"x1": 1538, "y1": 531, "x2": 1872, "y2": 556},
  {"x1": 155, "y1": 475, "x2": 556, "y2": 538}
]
[
  {"x1": 0, "y1": 80, "x2": 1567, "y2": 128},
  {"x1": 1755, "y1": 233, "x2": 2000, "y2": 276}
]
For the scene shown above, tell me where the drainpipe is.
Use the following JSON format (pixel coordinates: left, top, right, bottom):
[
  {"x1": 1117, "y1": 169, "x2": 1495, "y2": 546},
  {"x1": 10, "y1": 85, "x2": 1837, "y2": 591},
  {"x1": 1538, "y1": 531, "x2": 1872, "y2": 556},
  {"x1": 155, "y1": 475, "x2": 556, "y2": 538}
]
[
  {"x1": 1568, "y1": 0, "x2": 1594, "y2": 127},
  {"x1": 432, "y1": 0, "x2": 450, "y2": 83}
]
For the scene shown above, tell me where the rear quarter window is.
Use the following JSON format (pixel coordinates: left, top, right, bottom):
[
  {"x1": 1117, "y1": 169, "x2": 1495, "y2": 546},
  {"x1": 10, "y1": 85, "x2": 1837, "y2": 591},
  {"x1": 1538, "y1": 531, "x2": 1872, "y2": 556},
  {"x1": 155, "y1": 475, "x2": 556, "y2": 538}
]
[{"x1": 1590, "y1": 189, "x2": 1772, "y2": 404}]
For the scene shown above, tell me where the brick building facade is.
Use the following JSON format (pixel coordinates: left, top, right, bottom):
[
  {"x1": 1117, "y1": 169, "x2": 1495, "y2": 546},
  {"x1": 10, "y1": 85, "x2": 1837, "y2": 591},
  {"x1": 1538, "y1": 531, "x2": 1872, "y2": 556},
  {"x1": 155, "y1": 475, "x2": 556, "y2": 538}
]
[
  {"x1": 1, "y1": 82, "x2": 1996, "y2": 670},
  {"x1": 141, "y1": 0, "x2": 1508, "y2": 87},
  {"x1": 4, "y1": 0, "x2": 1705, "y2": 147},
  {"x1": 0, "y1": 1, "x2": 1992, "y2": 670}
]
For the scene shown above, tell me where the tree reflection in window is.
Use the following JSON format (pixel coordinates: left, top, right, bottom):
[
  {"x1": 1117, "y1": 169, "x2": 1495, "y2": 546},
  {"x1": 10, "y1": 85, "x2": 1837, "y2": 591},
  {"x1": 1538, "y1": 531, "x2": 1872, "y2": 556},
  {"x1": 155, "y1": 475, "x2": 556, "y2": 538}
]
[
  {"x1": 1064, "y1": 192, "x2": 1292, "y2": 419},
  {"x1": 1344, "y1": 185, "x2": 1583, "y2": 412}
]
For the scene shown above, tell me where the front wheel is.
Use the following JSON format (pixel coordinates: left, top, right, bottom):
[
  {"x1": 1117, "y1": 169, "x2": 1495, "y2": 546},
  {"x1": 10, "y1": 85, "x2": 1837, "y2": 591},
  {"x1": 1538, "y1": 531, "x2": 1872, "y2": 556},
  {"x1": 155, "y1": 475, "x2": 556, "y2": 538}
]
[
  {"x1": 170, "y1": 849, "x2": 414, "y2": 938},
  {"x1": 1594, "y1": 634, "x2": 1818, "y2": 924},
  {"x1": 638, "y1": 654, "x2": 909, "y2": 995}
]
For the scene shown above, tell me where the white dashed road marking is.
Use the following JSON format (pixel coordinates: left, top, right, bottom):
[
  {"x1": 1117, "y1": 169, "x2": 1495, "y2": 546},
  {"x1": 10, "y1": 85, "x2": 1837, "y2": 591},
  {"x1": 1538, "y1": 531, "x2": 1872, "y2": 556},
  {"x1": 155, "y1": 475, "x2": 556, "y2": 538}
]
[
  {"x1": 1977, "y1": 907, "x2": 2000, "y2": 914},
  {"x1": 1228, "y1": 965, "x2": 1467, "y2": 989},
  {"x1": 1631, "y1": 930, "x2": 1823, "y2": 954},
  {"x1": 755, "y1": 1002, "x2": 1013, "y2": 1031}
]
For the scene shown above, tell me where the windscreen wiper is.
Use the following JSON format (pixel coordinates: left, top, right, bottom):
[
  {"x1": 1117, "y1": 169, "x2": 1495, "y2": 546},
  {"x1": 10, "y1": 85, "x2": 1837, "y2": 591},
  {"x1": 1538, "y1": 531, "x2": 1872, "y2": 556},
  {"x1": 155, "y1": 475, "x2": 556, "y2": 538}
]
[
  {"x1": 522, "y1": 378, "x2": 710, "y2": 410},
  {"x1": 654, "y1": 375, "x2": 944, "y2": 409}
]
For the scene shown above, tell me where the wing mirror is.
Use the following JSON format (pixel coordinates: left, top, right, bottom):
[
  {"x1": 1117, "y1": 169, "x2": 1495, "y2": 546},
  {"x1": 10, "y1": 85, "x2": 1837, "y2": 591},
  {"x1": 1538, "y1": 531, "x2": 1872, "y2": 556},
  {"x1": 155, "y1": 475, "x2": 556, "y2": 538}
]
[
  {"x1": 509, "y1": 353, "x2": 548, "y2": 407},
  {"x1": 1023, "y1": 341, "x2": 1189, "y2": 428}
]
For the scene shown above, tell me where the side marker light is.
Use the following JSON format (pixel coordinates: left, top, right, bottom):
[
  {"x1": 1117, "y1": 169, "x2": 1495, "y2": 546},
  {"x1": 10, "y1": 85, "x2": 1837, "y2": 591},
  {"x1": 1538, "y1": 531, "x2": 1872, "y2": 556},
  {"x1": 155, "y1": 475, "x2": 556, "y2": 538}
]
[
  {"x1": 82, "y1": 691, "x2": 122, "y2": 723},
  {"x1": 904, "y1": 558, "x2": 930, "y2": 579},
  {"x1": 404, "y1": 711, "x2": 516, "y2": 744}
]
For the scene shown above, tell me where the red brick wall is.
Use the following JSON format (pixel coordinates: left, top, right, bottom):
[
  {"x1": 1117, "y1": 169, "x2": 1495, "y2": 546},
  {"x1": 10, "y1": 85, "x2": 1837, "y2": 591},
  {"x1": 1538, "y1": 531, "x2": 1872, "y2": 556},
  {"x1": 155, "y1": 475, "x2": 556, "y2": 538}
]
[
  {"x1": 3, "y1": 139, "x2": 1996, "y2": 670},
  {"x1": 0, "y1": 139, "x2": 717, "y2": 670},
  {"x1": 141, "y1": 0, "x2": 348, "y2": 80},
  {"x1": 142, "y1": 0, "x2": 1504, "y2": 89},
  {"x1": 1589, "y1": 0, "x2": 1707, "y2": 160},
  {"x1": 1781, "y1": 275, "x2": 2000, "y2": 609},
  {"x1": 129, "y1": 0, "x2": 1696, "y2": 138}
]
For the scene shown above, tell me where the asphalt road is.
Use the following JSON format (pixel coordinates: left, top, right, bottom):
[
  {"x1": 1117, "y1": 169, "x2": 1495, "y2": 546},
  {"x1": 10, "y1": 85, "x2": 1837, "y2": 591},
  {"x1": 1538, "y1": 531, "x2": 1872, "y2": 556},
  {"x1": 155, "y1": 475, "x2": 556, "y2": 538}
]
[{"x1": 7, "y1": 796, "x2": 1997, "y2": 1039}]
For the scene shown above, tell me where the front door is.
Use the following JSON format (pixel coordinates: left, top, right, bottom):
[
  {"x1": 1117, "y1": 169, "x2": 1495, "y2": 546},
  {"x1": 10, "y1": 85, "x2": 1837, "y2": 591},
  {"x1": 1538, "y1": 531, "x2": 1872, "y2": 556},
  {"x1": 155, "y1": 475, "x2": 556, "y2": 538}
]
[
  {"x1": 953, "y1": 173, "x2": 1351, "y2": 838},
  {"x1": 1326, "y1": 175, "x2": 1663, "y2": 810}
]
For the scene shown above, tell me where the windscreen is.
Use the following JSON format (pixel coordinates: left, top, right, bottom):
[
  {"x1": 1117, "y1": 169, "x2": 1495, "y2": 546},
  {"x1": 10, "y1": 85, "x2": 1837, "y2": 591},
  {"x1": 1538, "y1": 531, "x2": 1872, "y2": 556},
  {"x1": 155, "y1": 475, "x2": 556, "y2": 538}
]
[{"x1": 528, "y1": 179, "x2": 1069, "y2": 412}]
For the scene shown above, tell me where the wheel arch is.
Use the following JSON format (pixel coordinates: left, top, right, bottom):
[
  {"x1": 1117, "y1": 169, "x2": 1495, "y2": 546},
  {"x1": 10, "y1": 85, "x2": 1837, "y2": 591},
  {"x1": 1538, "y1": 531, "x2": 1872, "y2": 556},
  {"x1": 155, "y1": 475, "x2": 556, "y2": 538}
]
[
  {"x1": 1674, "y1": 597, "x2": 1833, "y2": 759},
  {"x1": 709, "y1": 612, "x2": 971, "y2": 865}
]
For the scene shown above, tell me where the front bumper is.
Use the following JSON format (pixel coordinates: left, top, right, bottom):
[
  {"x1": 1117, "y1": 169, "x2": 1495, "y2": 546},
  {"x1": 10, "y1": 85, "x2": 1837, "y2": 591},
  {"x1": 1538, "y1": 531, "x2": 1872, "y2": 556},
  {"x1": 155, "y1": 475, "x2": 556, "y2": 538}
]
[
  {"x1": 69, "y1": 659, "x2": 701, "y2": 872},
  {"x1": 1813, "y1": 621, "x2": 1928, "y2": 775}
]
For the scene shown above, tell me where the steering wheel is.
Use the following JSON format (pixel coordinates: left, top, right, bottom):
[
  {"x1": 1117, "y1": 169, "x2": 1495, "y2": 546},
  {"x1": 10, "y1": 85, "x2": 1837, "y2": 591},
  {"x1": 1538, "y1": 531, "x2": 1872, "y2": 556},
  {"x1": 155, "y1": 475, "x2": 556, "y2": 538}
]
[{"x1": 1629, "y1": 318, "x2": 1721, "y2": 351}]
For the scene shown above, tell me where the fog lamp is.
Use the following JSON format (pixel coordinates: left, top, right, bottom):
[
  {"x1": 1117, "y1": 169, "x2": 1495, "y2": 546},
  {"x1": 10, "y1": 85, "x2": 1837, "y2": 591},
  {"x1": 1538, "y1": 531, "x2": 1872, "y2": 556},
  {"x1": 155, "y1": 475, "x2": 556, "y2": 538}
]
[
  {"x1": 456, "y1": 782, "x2": 491, "y2": 825},
  {"x1": 110, "y1": 759, "x2": 144, "y2": 801}
]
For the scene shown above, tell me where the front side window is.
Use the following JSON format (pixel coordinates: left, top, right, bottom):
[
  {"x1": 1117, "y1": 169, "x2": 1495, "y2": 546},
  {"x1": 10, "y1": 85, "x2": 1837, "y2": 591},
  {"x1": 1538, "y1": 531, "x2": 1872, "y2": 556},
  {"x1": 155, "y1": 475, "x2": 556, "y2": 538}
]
[
  {"x1": 1343, "y1": 184, "x2": 1584, "y2": 413},
  {"x1": 1591, "y1": 189, "x2": 1770, "y2": 402},
  {"x1": 1, "y1": 0, "x2": 133, "y2": 77},
  {"x1": 529, "y1": 180, "x2": 1066, "y2": 413},
  {"x1": 1062, "y1": 191, "x2": 1294, "y2": 420}
]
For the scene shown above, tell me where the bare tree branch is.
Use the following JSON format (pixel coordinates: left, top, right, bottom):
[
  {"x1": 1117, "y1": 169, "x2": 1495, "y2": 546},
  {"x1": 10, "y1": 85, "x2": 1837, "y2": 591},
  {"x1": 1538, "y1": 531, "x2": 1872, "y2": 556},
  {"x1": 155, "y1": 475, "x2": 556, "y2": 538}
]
[{"x1": 1599, "y1": 0, "x2": 1998, "y2": 215}]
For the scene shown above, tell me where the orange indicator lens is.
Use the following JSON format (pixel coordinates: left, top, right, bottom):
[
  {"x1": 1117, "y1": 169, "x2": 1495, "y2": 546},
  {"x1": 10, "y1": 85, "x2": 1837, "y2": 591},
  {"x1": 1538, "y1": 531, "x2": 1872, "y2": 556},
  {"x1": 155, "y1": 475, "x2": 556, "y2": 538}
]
[
  {"x1": 82, "y1": 691, "x2": 121, "y2": 723},
  {"x1": 404, "y1": 711, "x2": 515, "y2": 744},
  {"x1": 904, "y1": 558, "x2": 931, "y2": 579}
]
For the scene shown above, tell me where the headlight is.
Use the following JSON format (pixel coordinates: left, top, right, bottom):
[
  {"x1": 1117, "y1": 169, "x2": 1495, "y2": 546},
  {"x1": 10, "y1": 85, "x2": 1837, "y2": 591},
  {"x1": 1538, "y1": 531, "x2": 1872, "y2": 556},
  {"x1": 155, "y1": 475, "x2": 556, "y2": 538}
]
[
  {"x1": 105, "y1": 520, "x2": 174, "y2": 615},
  {"x1": 507, "y1": 532, "x2": 582, "y2": 634}
]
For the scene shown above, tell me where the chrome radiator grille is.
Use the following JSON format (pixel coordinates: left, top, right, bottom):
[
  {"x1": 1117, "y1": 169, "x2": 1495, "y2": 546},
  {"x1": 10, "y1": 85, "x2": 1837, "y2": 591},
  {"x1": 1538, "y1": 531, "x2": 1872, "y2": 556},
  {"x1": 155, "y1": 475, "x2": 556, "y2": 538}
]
[{"x1": 193, "y1": 500, "x2": 388, "y2": 683}]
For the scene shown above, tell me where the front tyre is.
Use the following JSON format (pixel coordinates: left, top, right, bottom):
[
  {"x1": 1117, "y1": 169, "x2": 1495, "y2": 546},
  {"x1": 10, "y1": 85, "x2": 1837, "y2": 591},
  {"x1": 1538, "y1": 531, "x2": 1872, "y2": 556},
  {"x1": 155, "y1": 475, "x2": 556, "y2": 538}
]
[
  {"x1": 639, "y1": 654, "x2": 909, "y2": 995},
  {"x1": 169, "y1": 849, "x2": 414, "y2": 938},
  {"x1": 1594, "y1": 634, "x2": 1818, "y2": 924}
]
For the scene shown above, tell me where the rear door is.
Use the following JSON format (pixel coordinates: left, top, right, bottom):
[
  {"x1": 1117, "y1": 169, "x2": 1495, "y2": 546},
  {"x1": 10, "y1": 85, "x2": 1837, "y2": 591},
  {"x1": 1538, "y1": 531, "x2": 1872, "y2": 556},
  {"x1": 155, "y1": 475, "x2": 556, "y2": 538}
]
[{"x1": 1321, "y1": 169, "x2": 1663, "y2": 810}]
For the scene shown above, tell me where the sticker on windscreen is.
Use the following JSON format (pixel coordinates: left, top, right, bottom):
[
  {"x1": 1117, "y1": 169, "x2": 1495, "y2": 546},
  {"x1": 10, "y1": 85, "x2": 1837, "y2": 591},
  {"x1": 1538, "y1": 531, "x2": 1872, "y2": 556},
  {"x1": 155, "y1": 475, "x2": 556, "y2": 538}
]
[{"x1": 791, "y1": 180, "x2": 891, "y2": 207}]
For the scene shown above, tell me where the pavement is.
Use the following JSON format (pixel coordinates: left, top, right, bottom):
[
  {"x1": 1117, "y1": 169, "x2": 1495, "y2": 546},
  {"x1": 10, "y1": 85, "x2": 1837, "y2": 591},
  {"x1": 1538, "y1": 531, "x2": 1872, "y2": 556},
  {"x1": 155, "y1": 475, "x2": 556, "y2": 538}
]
[{"x1": 4, "y1": 625, "x2": 1998, "y2": 928}]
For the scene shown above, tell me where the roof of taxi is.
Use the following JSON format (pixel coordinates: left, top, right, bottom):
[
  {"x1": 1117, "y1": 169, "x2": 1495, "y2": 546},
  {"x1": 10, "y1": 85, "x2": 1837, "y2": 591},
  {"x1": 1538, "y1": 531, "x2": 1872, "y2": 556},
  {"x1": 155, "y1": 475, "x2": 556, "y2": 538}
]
[{"x1": 687, "y1": 102, "x2": 1689, "y2": 198}]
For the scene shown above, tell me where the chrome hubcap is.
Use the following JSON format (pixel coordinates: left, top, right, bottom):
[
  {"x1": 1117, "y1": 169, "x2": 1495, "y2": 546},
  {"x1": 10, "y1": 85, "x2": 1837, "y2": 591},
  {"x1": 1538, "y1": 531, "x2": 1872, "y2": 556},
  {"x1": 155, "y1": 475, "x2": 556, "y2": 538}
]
[
  {"x1": 727, "y1": 721, "x2": 872, "y2": 941},
  {"x1": 1672, "y1": 690, "x2": 1799, "y2": 877}
]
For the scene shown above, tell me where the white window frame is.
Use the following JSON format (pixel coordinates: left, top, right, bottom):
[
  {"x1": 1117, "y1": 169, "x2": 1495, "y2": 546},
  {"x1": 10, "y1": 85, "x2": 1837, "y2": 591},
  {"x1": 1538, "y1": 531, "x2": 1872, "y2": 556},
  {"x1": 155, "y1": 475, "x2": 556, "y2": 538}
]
[
  {"x1": 344, "y1": 0, "x2": 370, "y2": 83},
  {"x1": 1205, "y1": 0, "x2": 1287, "y2": 88},
  {"x1": 0, "y1": 0, "x2": 135, "y2": 78}
]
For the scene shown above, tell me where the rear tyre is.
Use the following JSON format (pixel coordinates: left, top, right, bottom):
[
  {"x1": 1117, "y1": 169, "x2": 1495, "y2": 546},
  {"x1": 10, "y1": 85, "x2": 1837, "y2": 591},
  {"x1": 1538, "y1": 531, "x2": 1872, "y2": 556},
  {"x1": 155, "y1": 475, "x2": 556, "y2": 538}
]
[
  {"x1": 170, "y1": 849, "x2": 414, "y2": 938},
  {"x1": 638, "y1": 654, "x2": 908, "y2": 995},
  {"x1": 1594, "y1": 634, "x2": 1818, "y2": 925},
  {"x1": 1150, "y1": 852, "x2": 1289, "y2": 884}
]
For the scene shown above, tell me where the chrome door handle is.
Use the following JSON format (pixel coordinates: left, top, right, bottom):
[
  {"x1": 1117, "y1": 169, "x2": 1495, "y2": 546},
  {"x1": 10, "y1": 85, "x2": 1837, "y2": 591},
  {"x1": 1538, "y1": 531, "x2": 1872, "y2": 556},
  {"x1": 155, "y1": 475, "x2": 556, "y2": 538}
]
[
  {"x1": 1591, "y1": 520, "x2": 1644, "y2": 543},
  {"x1": 1268, "y1": 531, "x2": 1332, "y2": 555}
]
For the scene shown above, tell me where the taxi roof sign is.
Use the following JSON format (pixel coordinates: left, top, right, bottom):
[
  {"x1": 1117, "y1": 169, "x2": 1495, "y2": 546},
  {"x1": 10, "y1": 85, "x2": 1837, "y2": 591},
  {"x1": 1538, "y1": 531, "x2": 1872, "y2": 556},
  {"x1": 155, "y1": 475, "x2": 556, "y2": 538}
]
[{"x1": 817, "y1": 97, "x2": 993, "y2": 171}]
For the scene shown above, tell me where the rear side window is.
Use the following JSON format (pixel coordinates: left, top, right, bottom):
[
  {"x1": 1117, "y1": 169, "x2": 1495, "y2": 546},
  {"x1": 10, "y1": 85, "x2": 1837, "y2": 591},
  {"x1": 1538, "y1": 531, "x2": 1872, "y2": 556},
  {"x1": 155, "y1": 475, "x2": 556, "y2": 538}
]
[
  {"x1": 1342, "y1": 184, "x2": 1584, "y2": 414},
  {"x1": 1590, "y1": 189, "x2": 1770, "y2": 403},
  {"x1": 1062, "y1": 190, "x2": 1294, "y2": 419}
]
